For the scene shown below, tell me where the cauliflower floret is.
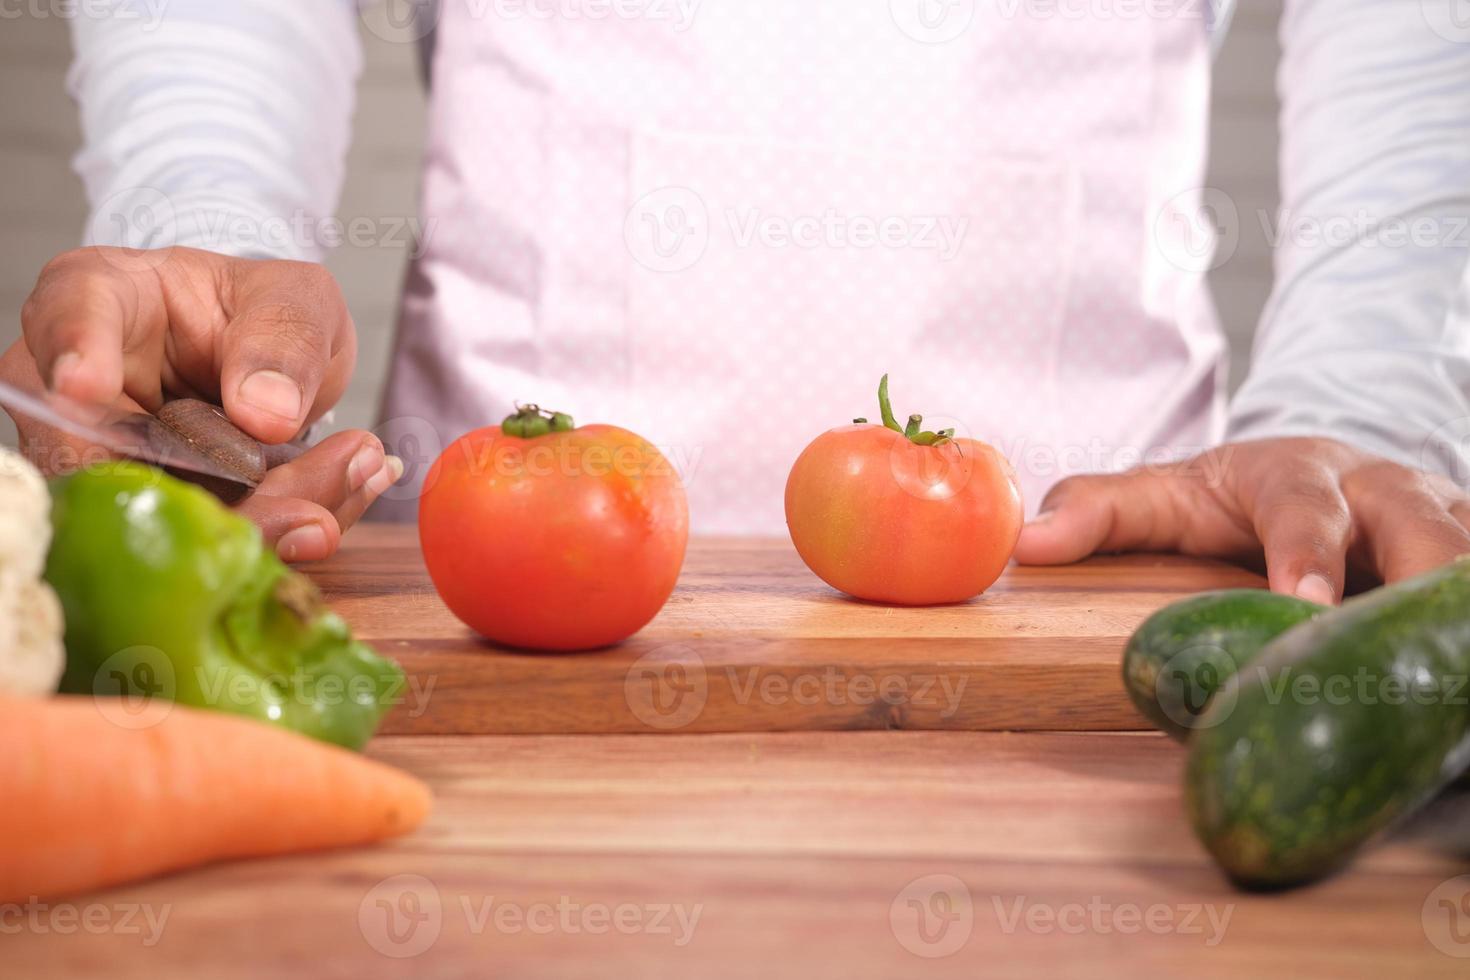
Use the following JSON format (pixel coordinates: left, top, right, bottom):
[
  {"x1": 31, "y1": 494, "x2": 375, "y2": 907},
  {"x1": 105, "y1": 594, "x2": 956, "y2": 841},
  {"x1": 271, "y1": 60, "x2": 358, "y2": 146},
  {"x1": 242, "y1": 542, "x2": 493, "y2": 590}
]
[
  {"x1": 0, "y1": 448, "x2": 63, "y2": 696},
  {"x1": 0, "y1": 447, "x2": 50, "y2": 579}
]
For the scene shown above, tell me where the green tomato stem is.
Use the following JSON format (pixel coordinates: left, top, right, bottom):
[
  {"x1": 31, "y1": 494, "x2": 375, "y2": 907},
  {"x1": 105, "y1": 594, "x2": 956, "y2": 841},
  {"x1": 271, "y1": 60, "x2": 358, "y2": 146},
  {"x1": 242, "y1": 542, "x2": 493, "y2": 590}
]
[
  {"x1": 877, "y1": 375, "x2": 902, "y2": 433},
  {"x1": 502, "y1": 404, "x2": 575, "y2": 438},
  {"x1": 868, "y1": 377, "x2": 954, "y2": 447}
]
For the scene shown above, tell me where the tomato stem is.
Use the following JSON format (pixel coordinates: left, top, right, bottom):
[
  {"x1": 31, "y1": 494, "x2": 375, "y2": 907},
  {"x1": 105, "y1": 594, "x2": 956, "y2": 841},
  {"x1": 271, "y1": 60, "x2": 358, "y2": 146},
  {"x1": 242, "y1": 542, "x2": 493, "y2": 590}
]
[
  {"x1": 872, "y1": 376, "x2": 953, "y2": 447},
  {"x1": 877, "y1": 375, "x2": 902, "y2": 433},
  {"x1": 502, "y1": 403, "x2": 575, "y2": 438}
]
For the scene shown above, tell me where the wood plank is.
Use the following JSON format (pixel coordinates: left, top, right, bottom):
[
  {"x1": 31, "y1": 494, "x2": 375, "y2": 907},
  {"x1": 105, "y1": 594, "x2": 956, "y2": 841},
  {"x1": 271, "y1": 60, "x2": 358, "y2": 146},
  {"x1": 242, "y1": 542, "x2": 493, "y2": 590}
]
[
  {"x1": 320, "y1": 525, "x2": 1267, "y2": 734},
  {"x1": 8, "y1": 733, "x2": 1467, "y2": 978}
]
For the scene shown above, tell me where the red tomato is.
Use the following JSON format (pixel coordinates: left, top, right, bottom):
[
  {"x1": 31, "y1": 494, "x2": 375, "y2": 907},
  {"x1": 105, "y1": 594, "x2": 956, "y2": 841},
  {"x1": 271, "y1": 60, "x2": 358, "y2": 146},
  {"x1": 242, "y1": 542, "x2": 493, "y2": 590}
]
[
  {"x1": 419, "y1": 409, "x2": 689, "y2": 650},
  {"x1": 784, "y1": 379, "x2": 1023, "y2": 605}
]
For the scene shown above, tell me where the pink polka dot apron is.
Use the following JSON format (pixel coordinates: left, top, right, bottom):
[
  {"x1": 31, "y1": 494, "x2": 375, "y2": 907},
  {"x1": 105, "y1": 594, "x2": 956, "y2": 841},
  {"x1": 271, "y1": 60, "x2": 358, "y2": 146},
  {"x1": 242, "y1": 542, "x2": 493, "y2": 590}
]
[{"x1": 378, "y1": 0, "x2": 1226, "y2": 533}]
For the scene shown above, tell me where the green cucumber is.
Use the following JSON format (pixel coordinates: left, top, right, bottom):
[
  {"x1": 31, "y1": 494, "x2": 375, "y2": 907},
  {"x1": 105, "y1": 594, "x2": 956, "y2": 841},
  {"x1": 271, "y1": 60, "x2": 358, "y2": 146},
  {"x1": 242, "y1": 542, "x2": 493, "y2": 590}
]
[
  {"x1": 1186, "y1": 557, "x2": 1470, "y2": 889},
  {"x1": 1123, "y1": 590, "x2": 1324, "y2": 740}
]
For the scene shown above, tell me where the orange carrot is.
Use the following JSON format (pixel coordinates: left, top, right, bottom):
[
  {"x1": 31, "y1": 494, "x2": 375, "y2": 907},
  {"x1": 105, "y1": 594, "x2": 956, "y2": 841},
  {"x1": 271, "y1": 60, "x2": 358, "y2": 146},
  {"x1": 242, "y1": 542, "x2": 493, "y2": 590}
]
[{"x1": 0, "y1": 695, "x2": 432, "y2": 903}]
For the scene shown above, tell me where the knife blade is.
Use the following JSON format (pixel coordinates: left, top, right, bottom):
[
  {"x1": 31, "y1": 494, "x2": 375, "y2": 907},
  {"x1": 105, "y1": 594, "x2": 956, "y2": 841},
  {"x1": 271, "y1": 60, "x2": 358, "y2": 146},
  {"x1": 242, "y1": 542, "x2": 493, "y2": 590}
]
[{"x1": 0, "y1": 378, "x2": 281, "y2": 490}]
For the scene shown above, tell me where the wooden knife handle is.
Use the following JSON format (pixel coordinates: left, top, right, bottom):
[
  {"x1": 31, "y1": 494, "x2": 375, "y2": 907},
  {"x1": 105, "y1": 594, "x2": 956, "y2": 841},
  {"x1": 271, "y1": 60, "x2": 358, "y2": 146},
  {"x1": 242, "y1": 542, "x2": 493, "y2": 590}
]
[{"x1": 154, "y1": 398, "x2": 304, "y2": 503}]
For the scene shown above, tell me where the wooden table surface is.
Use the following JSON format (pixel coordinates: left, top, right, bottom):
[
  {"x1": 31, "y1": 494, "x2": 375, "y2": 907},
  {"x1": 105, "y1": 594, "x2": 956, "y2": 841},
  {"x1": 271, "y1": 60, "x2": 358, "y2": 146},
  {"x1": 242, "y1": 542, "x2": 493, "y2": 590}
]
[{"x1": 13, "y1": 526, "x2": 1470, "y2": 977}]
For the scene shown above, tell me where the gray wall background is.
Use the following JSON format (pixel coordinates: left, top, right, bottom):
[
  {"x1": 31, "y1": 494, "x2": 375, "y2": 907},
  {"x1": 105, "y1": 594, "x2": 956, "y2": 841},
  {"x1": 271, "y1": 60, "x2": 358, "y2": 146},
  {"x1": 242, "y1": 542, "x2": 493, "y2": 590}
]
[{"x1": 0, "y1": 2, "x2": 1283, "y2": 449}]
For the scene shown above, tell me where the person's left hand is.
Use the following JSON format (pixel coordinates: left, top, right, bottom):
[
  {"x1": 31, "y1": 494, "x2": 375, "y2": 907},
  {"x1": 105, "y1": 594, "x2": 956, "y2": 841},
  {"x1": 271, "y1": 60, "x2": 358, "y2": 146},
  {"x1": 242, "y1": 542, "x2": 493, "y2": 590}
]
[{"x1": 1014, "y1": 437, "x2": 1470, "y2": 604}]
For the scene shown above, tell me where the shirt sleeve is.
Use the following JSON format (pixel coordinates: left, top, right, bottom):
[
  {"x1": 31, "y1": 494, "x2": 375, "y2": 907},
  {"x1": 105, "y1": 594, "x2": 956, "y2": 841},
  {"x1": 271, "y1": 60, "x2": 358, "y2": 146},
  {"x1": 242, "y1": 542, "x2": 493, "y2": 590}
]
[
  {"x1": 68, "y1": 0, "x2": 363, "y2": 264},
  {"x1": 1226, "y1": 0, "x2": 1470, "y2": 481}
]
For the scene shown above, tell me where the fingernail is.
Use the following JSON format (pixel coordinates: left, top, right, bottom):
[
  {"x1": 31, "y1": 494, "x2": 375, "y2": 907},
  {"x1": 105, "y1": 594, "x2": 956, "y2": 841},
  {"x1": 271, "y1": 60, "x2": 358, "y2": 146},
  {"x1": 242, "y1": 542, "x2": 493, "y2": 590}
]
[
  {"x1": 348, "y1": 441, "x2": 386, "y2": 492},
  {"x1": 1295, "y1": 573, "x2": 1336, "y2": 606},
  {"x1": 239, "y1": 370, "x2": 303, "y2": 423},
  {"x1": 366, "y1": 455, "x2": 405, "y2": 496},
  {"x1": 1027, "y1": 510, "x2": 1055, "y2": 526},
  {"x1": 51, "y1": 352, "x2": 83, "y2": 392},
  {"x1": 276, "y1": 523, "x2": 328, "y2": 563}
]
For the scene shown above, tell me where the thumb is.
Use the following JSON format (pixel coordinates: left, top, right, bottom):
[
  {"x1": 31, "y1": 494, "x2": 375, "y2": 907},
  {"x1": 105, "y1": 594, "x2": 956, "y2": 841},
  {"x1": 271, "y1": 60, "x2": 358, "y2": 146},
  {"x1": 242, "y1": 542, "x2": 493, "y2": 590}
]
[
  {"x1": 219, "y1": 263, "x2": 355, "y2": 444},
  {"x1": 1014, "y1": 472, "x2": 1180, "y2": 566}
]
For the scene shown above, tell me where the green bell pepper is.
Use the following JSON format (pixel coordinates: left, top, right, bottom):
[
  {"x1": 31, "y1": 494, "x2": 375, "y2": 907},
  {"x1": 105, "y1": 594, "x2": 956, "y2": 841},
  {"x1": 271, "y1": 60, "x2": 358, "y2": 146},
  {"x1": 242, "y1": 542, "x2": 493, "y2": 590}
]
[{"x1": 46, "y1": 462, "x2": 404, "y2": 750}]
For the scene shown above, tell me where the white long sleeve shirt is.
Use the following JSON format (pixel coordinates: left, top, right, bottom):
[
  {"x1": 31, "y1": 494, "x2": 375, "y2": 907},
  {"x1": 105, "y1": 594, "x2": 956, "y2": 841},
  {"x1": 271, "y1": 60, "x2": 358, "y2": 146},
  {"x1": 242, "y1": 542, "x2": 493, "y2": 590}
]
[
  {"x1": 67, "y1": 0, "x2": 1470, "y2": 484},
  {"x1": 1226, "y1": 0, "x2": 1470, "y2": 481}
]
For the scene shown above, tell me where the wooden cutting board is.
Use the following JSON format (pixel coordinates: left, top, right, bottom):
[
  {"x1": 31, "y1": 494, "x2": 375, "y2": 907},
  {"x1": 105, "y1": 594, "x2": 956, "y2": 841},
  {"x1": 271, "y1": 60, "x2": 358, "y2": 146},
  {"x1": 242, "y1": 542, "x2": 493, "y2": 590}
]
[
  {"x1": 319, "y1": 525, "x2": 1266, "y2": 735},
  {"x1": 12, "y1": 732, "x2": 1468, "y2": 978}
]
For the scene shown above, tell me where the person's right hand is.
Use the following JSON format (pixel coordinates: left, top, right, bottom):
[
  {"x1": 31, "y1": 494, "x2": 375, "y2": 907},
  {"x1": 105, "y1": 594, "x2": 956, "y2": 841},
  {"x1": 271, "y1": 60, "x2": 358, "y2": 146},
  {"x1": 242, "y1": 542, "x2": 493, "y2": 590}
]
[{"x1": 0, "y1": 246, "x2": 400, "y2": 562}]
